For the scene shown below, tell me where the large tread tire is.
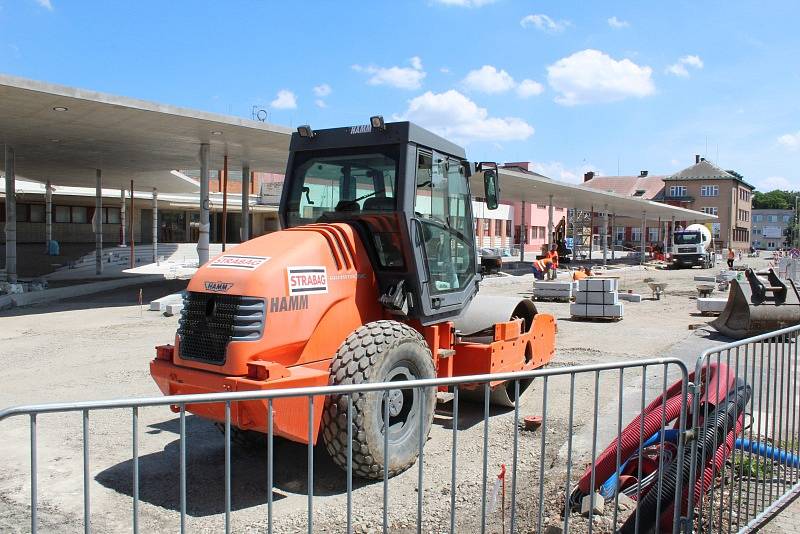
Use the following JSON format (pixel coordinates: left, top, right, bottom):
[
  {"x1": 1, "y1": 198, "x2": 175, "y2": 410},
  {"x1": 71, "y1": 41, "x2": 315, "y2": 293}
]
[{"x1": 322, "y1": 320, "x2": 436, "y2": 479}]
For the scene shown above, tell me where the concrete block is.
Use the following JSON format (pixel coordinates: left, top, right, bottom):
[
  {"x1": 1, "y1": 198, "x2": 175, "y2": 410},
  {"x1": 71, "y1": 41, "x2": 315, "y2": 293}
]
[
  {"x1": 618, "y1": 293, "x2": 643, "y2": 303},
  {"x1": 577, "y1": 278, "x2": 618, "y2": 292},
  {"x1": 150, "y1": 292, "x2": 183, "y2": 311},
  {"x1": 697, "y1": 298, "x2": 727, "y2": 313},
  {"x1": 575, "y1": 291, "x2": 618, "y2": 305},
  {"x1": 580, "y1": 492, "x2": 605, "y2": 516},
  {"x1": 570, "y1": 302, "x2": 624, "y2": 318},
  {"x1": 164, "y1": 303, "x2": 184, "y2": 317},
  {"x1": 694, "y1": 275, "x2": 716, "y2": 283},
  {"x1": 533, "y1": 289, "x2": 572, "y2": 299},
  {"x1": 534, "y1": 280, "x2": 574, "y2": 291}
]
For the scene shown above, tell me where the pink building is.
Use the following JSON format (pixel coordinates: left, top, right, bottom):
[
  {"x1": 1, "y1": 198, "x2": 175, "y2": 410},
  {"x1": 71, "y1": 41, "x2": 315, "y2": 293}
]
[{"x1": 472, "y1": 162, "x2": 567, "y2": 254}]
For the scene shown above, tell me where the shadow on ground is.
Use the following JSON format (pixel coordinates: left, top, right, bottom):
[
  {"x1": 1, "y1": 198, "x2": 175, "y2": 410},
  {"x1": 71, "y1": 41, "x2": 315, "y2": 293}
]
[{"x1": 95, "y1": 399, "x2": 506, "y2": 516}]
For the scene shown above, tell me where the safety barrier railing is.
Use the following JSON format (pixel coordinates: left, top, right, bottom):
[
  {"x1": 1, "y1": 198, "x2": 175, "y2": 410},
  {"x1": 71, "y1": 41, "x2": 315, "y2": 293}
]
[
  {"x1": 0, "y1": 358, "x2": 691, "y2": 534},
  {"x1": 687, "y1": 323, "x2": 800, "y2": 533}
]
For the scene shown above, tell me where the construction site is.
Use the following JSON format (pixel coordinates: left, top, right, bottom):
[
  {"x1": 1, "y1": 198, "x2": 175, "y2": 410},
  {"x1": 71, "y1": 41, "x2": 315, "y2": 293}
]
[{"x1": 2, "y1": 3, "x2": 800, "y2": 532}]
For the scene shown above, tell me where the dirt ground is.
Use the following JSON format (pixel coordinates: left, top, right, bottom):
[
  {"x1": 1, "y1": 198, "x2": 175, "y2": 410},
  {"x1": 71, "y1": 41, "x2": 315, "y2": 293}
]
[{"x1": 0, "y1": 256, "x2": 785, "y2": 533}]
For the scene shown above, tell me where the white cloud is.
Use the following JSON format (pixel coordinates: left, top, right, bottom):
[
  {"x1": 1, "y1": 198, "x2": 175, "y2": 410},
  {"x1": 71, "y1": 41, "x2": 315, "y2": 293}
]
[
  {"x1": 520, "y1": 14, "x2": 570, "y2": 33},
  {"x1": 760, "y1": 176, "x2": 793, "y2": 190},
  {"x1": 312, "y1": 84, "x2": 331, "y2": 97},
  {"x1": 517, "y1": 79, "x2": 545, "y2": 98},
  {"x1": 34, "y1": 0, "x2": 53, "y2": 10},
  {"x1": 665, "y1": 55, "x2": 704, "y2": 77},
  {"x1": 314, "y1": 99, "x2": 327, "y2": 109},
  {"x1": 547, "y1": 49, "x2": 655, "y2": 106},
  {"x1": 462, "y1": 65, "x2": 516, "y2": 94},
  {"x1": 270, "y1": 89, "x2": 297, "y2": 110},
  {"x1": 778, "y1": 131, "x2": 800, "y2": 150},
  {"x1": 433, "y1": 0, "x2": 497, "y2": 7},
  {"x1": 530, "y1": 161, "x2": 600, "y2": 183},
  {"x1": 461, "y1": 65, "x2": 544, "y2": 99},
  {"x1": 607, "y1": 16, "x2": 629, "y2": 29},
  {"x1": 440, "y1": 67, "x2": 451, "y2": 74},
  {"x1": 352, "y1": 57, "x2": 426, "y2": 90},
  {"x1": 397, "y1": 90, "x2": 534, "y2": 144}
]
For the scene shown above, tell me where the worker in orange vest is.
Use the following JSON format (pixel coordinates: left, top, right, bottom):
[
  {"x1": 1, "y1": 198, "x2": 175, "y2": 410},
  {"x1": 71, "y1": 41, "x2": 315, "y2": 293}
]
[
  {"x1": 546, "y1": 244, "x2": 559, "y2": 280},
  {"x1": 532, "y1": 256, "x2": 552, "y2": 280}
]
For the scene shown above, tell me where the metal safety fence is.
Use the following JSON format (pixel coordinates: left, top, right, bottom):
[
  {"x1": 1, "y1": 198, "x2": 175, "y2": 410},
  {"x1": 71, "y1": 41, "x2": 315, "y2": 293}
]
[
  {"x1": 687, "y1": 324, "x2": 800, "y2": 533},
  {"x1": 0, "y1": 326, "x2": 797, "y2": 533}
]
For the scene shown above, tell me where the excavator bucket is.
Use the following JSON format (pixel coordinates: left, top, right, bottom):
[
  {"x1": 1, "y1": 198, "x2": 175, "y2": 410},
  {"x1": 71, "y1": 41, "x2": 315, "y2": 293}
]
[{"x1": 711, "y1": 269, "x2": 800, "y2": 339}]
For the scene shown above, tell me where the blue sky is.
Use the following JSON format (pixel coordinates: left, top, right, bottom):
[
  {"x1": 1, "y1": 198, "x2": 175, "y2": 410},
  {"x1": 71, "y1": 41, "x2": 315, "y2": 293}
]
[{"x1": 1, "y1": 0, "x2": 799, "y2": 191}]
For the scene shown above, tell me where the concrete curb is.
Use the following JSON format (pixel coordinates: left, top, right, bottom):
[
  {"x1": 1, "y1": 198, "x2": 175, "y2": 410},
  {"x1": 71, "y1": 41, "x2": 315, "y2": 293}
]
[{"x1": 0, "y1": 275, "x2": 164, "y2": 310}]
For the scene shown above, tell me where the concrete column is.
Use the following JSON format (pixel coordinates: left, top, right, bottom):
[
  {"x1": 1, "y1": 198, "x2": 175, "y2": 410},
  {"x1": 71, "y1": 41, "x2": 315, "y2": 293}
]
[
  {"x1": 602, "y1": 206, "x2": 609, "y2": 266},
  {"x1": 198, "y1": 143, "x2": 210, "y2": 266},
  {"x1": 589, "y1": 205, "x2": 594, "y2": 261},
  {"x1": 152, "y1": 188, "x2": 158, "y2": 263},
  {"x1": 45, "y1": 179, "x2": 52, "y2": 251},
  {"x1": 241, "y1": 164, "x2": 250, "y2": 242},
  {"x1": 670, "y1": 216, "x2": 675, "y2": 250},
  {"x1": 546, "y1": 194, "x2": 554, "y2": 248},
  {"x1": 120, "y1": 188, "x2": 126, "y2": 246},
  {"x1": 500, "y1": 219, "x2": 507, "y2": 249},
  {"x1": 572, "y1": 205, "x2": 578, "y2": 260},
  {"x1": 95, "y1": 169, "x2": 103, "y2": 275},
  {"x1": 662, "y1": 219, "x2": 668, "y2": 254},
  {"x1": 611, "y1": 213, "x2": 616, "y2": 260},
  {"x1": 4, "y1": 146, "x2": 17, "y2": 283},
  {"x1": 640, "y1": 211, "x2": 647, "y2": 265},
  {"x1": 519, "y1": 201, "x2": 526, "y2": 262}
]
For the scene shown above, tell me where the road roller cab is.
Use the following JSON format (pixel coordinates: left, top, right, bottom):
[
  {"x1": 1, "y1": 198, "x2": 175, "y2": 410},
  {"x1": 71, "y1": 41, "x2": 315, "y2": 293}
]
[{"x1": 150, "y1": 119, "x2": 556, "y2": 478}]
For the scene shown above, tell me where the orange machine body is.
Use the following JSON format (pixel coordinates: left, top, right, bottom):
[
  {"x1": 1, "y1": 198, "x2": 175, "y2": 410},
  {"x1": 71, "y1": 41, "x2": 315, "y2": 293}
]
[{"x1": 150, "y1": 223, "x2": 555, "y2": 444}]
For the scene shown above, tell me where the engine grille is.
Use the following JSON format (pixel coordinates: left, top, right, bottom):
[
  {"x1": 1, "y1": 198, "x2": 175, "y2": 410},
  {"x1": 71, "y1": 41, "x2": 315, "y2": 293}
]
[
  {"x1": 178, "y1": 292, "x2": 265, "y2": 365},
  {"x1": 677, "y1": 246, "x2": 697, "y2": 253}
]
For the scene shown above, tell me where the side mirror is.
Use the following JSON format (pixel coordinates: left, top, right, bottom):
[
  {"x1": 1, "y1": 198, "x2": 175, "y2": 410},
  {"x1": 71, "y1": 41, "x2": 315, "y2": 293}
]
[{"x1": 483, "y1": 169, "x2": 499, "y2": 210}]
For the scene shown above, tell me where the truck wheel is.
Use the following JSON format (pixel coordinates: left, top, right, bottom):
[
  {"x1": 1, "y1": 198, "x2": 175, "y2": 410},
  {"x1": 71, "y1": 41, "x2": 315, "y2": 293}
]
[{"x1": 322, "y1": 320, "x2": 436, "y2": 479}]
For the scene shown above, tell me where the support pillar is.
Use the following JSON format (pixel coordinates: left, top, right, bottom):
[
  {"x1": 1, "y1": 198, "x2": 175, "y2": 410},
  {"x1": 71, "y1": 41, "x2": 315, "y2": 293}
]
[
  {"x1": 198, "y1": 143, "x2": 210, "y2": 266},
  {"x1": 152, "y1": 188, "x2": 158, "y2": 263},
  {"x1": 640, "y1": 211, "x2": 647, "y2": 265},
  {"x1": 589, "y1": 205, "x2": 594, "y2": 261},
  {"x1": 670, "y1": 216, "x2": 675, "y2": 250},
  {"x1": 602, "y1": 205, "x2": 609, "y2": 266},
  {"x1": 546, "y1": 194, "x2": 554, "y2": 248},
  {"x1": 45, "y1": 179, "x2": 52, "y2": 251},
  {"x1": 519, "y1": 201, "x2": 526, "y2": 262},
  {"x1": 241, "y1": 164, "x2": 250, "y2": 242},
  {"x1": 572, "y1": 205, "x2": 578, "y2": 261},
  {"x1": 130, "y1": 181, "x2": 135, "y2": 268},
  {"x1": 95, "y1": 169, "x2": 102, "y2": 275},
  {"x1": 120, "y1": 188, "x2": 126, "y2": 246},
  {"x1": 221, "y1": 155, "x2": 228, "y2": 251},
  {"x1": 4, "y1": 146, "x2": 16, "y2": 283},
  {"x1": 611, "y1": 213, "x2": 616, "y2": 260}
]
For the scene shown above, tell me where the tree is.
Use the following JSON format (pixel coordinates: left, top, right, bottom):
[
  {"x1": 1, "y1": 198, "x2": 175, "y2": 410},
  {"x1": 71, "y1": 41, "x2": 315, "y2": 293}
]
[{"x1": 752, "y1": 189, "x2": 797, "y2": 210}]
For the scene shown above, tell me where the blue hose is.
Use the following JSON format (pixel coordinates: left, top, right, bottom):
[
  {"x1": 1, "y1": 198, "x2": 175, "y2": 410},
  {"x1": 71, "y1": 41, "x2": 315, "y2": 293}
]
[
  {"x1": 734, "y1": 438, "x2": 800, "y2": 468},
  {"x1": 599, "y1": 429, "x2": 680, "y2": 498}
]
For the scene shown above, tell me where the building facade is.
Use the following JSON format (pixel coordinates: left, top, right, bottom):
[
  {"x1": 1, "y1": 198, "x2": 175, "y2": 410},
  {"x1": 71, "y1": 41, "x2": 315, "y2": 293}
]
[
  {"x1": 662, "y1": 157, "x2": 754, "y2": 250},
  {"x1": 751, "y1": 209, "x2": 794, "y2": 250}
]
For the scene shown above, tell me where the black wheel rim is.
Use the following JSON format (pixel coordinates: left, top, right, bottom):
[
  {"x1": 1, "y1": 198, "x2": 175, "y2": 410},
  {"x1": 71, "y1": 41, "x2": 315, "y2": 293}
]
[{"x1": 380, "y1": 362, "x2": 420, "y2": 445}]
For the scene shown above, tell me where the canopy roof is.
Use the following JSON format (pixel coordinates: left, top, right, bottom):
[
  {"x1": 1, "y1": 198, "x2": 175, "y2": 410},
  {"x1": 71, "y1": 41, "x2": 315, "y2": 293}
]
[
  {"x1": 0, "y1": 74, "x2": 292, "y2": 193},
  {"x1": 469, "y1": 167, "x2": 717, "y2": 222}
]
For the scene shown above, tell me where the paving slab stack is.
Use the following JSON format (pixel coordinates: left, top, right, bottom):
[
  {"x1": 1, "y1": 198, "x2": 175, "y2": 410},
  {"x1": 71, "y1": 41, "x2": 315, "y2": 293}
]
[
  {"x1": 533, "y1": 280, "x2": 576, "y2": 301},
  {"x1": 571, "y1": 278, "x2": 624, "y2": 319}
]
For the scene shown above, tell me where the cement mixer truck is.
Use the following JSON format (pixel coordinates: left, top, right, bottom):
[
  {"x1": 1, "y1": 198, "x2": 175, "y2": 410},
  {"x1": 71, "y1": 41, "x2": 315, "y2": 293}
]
[{"x1": 671, "y1": 223, "x2": 714, "y2": 269}]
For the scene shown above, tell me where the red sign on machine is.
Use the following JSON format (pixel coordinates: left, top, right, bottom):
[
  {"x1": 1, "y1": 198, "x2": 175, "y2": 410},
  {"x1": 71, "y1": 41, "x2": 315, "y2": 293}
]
[{"x1": 287, "y1": 266, "x2": 328, "y2": 295}]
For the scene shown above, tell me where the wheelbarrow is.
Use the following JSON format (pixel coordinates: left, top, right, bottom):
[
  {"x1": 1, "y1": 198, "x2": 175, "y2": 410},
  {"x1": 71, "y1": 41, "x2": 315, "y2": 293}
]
[
  {"x1": 697, "y1": 284, "x2": 715, "y2": 298},
  {"x1": 648, "y1": 282, "x2": 668, "y2": 300}
]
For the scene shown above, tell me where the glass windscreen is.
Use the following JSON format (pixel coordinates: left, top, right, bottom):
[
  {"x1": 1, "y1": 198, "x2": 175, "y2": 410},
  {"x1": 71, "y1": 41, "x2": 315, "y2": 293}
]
[
  {"x1": 285, "y1": 146, "x2": 399, "y2": 227},
  {"x1": 674, "y1": 232, "x2": 701, "y2": 245}
]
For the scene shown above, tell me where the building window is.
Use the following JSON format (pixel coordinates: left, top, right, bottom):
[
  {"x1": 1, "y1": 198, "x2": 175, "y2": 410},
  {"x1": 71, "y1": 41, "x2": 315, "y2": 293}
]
[
  {"x1": 632, "y1": 227, "x2": 642, "y2": 242},
  {"x1": 30, "y1": 204, "x2": 45, "y2": 223},
  {"x1": 669, "y1": 185, "x2": 687, "y2": 197},
  {"x1": 648, "y1": 227, "x2": 659, "y2": 242},
  {"x1": 71, "y1": 206, "x2": 88, "y2": 224},
  {"x1": 55, "y1": 206, "x2": 70, "y2": 223},
  {"x1": 104, "y1": 207, "x2": 121, "y2": 224},
  {"x1": 701, "y1": 207, "x2": 719, "y2": 216},
  {"x1": 700, "y1": 185, "x2": 719, "y2": 197},
  {"x1": 494, "y1": 219, "x2": 502, "y2": 236},
  {"x1": 505, "y1": 221, "x2": 512, "y2": 237},
  {"x1": 784, "y1": 215, "x2": 792, "y2": 223},
  {"x1": 16, "y1": 205, "x2": 28, "y2": 222},
  {"x1": 768, "y1": 215, "x2": 778, "y2": 222},
  {"x1": 615, "y1": 226, "x2": 624, "y2": 242},
  {"x1": 754, "y1": 214, "x2": 763, "y2": 222}
]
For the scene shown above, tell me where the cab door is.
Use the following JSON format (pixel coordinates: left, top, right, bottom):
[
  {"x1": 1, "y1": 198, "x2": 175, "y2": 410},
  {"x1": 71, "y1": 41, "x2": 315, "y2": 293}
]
[{"x1": 410, "y1": 148, "x2": 478, "y2": 324}]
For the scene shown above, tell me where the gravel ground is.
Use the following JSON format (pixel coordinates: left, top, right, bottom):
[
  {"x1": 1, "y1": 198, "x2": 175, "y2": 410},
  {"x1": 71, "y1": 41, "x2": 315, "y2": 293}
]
[{"x1": 0, "y1": 257, "x2": 782, "y2": 533}]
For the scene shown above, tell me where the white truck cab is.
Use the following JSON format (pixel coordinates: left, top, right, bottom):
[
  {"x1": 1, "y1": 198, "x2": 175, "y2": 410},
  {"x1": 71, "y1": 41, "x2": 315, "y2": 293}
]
[{"x1": 671, "y1": 223, "x2": 714, "y2": 269}]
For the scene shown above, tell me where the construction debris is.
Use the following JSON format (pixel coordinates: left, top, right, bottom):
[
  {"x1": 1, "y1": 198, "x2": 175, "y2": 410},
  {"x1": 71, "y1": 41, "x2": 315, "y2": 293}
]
[{"x1": 149, "y1": 292, "x2": 183, "y2": 312}]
